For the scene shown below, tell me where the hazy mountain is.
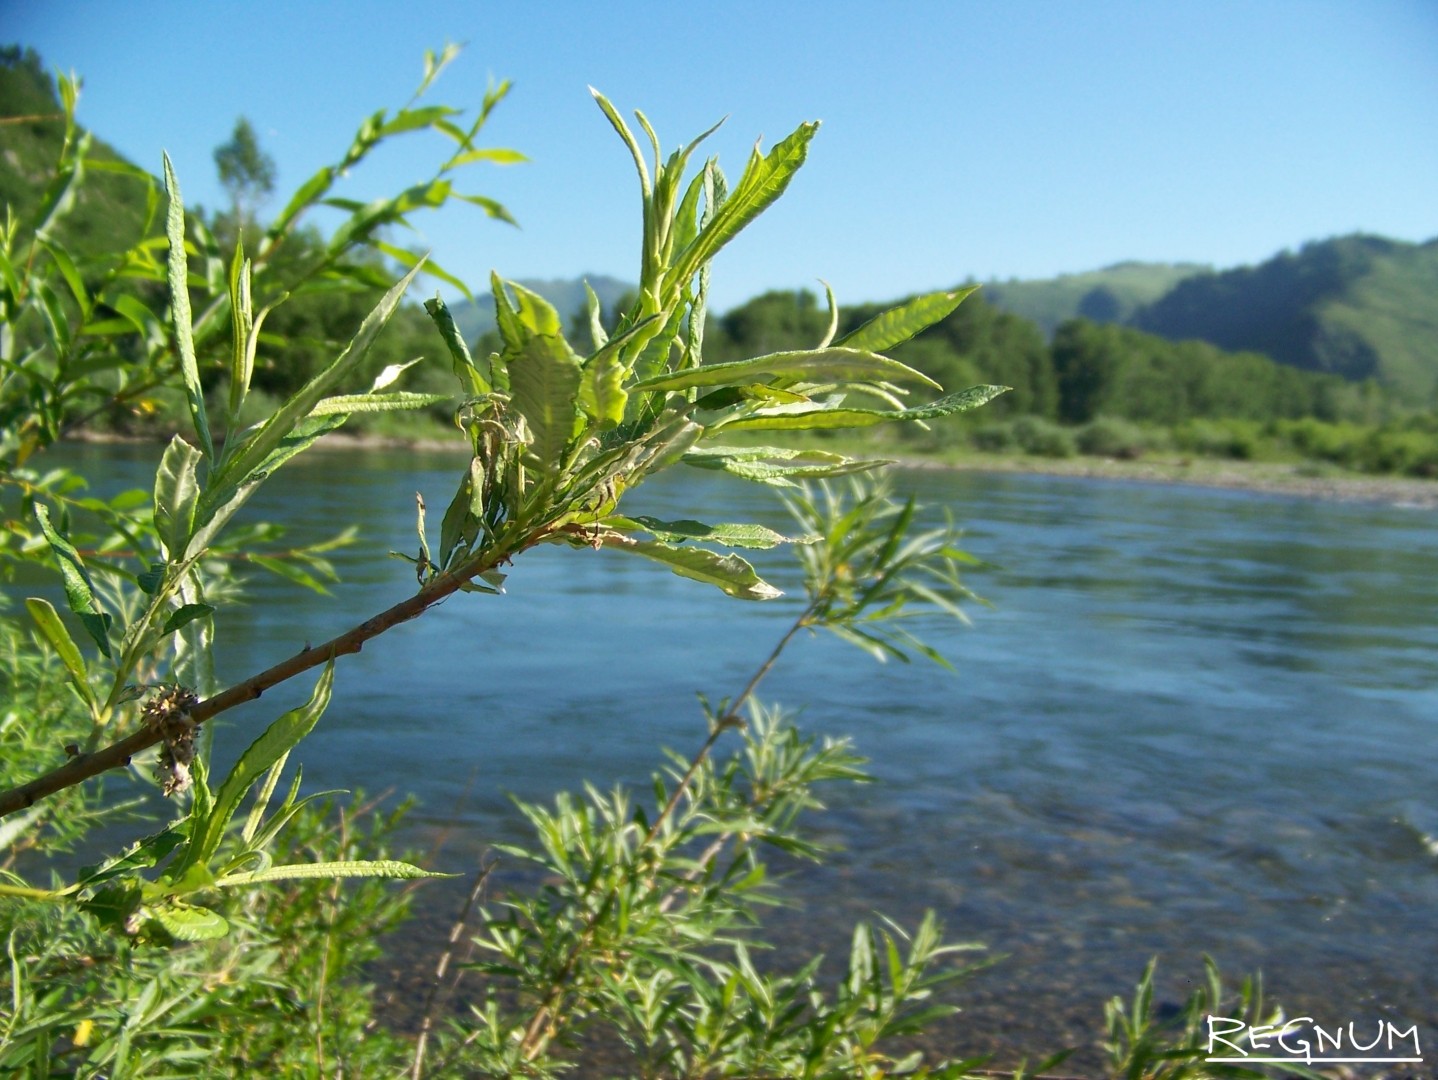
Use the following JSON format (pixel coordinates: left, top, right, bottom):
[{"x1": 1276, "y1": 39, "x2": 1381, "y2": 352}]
[{"x1": 983, "y1": 261, "x2": 1207, "y2": 337}]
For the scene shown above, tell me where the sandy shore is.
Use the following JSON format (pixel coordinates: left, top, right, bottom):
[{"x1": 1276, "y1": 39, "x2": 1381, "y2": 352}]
[
  {"x1": 66, "y1": 429, "x2": 1438, "y2": 510},
  {"x1": 906, "y1": 453, "x2": 1438, "y2": 509}
]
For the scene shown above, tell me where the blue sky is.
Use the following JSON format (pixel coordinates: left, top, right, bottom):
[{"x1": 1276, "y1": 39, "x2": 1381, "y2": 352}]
[{"x1": 8, "y1": 0, "x2": 1437, "y2": 312}]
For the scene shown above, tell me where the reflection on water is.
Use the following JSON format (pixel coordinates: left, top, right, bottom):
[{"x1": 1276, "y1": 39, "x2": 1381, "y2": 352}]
[{"x1": 17, "y1": 445, "x2": 1438, "y2": 1066}]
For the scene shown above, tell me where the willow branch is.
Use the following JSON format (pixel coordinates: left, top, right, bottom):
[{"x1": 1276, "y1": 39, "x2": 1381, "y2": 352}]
[{"x1": 0, "y1": 536, "x2": 544, "y2": 819}]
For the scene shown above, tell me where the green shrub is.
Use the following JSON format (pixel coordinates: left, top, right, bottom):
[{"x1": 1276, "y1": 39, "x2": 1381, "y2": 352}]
[
  {"x1": 1076, "y1": 415, "x2": 1150, "y2": 459},
  {"x1": 1011, "y1": 415, "x2": 1077, "y2": 457}
]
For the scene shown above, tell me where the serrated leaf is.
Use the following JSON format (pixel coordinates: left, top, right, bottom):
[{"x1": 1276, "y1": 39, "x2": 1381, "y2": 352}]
[
  {"x1": 663, "y1": 121, "x2": 818, "y2": 292},
  {"x1": 509, "y1": 334, "x2": 581, "y2": 476},
  {"x1": 150, "y1": 903, "x2": 229, "y2": 941},
  {"x1": 216, "y1": 859, "x2": 448, "y2": 886},
  {"x1": 308, "y1": 391, "x2": 449, "y2": 416},
  {"x1": 599, "y1": 536, "x2": 781, "y2": 600},
  {"x1": 689, "y1": 456, "x2": 890, "y2": 486},
  {"x1": 834, "y1": 287, "x2": 979, "y2": 352},
  {"x1": 634, "y1": 347, "x2": 939, "y2": 393},
  {"x1": 716, "y1": 384, "x2": 1009, "y2": 432},
  {"x1": 424, "y1": 294, "x2": 490, "y2": 393}
]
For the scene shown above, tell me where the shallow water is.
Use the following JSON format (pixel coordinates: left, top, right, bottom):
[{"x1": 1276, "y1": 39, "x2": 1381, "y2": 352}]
[{"x1": 20, "y1": 444, "x2": 1438, "y2": 1069}]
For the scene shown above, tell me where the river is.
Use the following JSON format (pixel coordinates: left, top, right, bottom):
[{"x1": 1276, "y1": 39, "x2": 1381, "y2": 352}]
[{"x1": 17, "y1": 443, "x2": 1438, "y2": 1069}]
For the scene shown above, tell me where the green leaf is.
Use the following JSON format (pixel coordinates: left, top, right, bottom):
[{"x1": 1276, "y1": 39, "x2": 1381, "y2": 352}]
[
  {"x1": 605, "y1": 516, "x2": 802, "y2": 549},
  {"x1": 590, "y1": 88, "x2": 651, "y2": 197},
  {"x1": 226, "y1": 240, "x2": 254, "y2": 420},
  {"x1": 445, "y1": 146, "x2": 529, "y2": 167},
  {"x1": 507, "y1": 281, "x2": 563, "y2": 337},
  {"x1": 33, "y1": 505, "x2": 111, "y2": 658},
  {"x1": 599, "y1": 536, "x2": 782, "y2": 600},
  {"x1": 24, "y1": 597, "x2": 95, "y2": 713},
  {"x1": 716, "y1": 384, "x2": 1010, "y2": 432},
  {"x1": 578, "y1": 348, "x2": 627, "y2": 428},
  {"x1": 424, "y1": 294, "x2": 490, "y2": 394},
  {"x1": 163, "y1": 153, "x2": 214, "y2": 460},
  {"x1": 834, "y1": 287, "x2": 979, "y2": 353},
  {"x1": 150, "y1": 903, "x2": 230, "y2": 941},
  {"x1": 209, "y1": 262, "x2": 424, "y2": 498},
  {"x1": 687, "y1": 455, "x2": 889, "y2": 487},
  {"x1": 153, "y1": 435, "x2": 203, "y2": 560},
  {"x1": 37, "y1": 237, "x2": 91, "y2": 320},
  {"x1": 215, "y1": 859, "x2": 448, "y2": 886},
  {"x1": 509, "y1": 333, "x2": 582, "y2": 477},
  {"x1": 184, "y1": 662, "x2": 334, "y2": 873},
  {"x1": 249, "y1": 554, "x2": 332, "y2": 594},
  {"x1": 308, "y1": 391, "x2": 449, "y2": 416},
  {"x1": 664, "y1": 121, "x2": 819, "y2": 292},
  {"x1": 161, "y1": 604, "x2": 215, "y2": 636},
  {"x1": 634, "y1": 347, "x2": 939, "y2": 393}
]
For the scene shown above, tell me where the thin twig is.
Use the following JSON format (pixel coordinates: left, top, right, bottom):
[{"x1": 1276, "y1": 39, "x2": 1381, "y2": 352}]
[{"x1": 410, "y1": 859, "x2": 495, "y2": 1080}]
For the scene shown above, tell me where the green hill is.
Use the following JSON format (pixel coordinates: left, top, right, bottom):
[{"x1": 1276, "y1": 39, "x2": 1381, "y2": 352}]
[
  {"x1": 983, "y1": 261, "x2": 1207, "y2": 336},
  {"x1": 1131, "y1": 234, "x2": 1438, "y2": 400},
  {"x1": 0, "y1": 45, "x2": 154, "y2": 254}
]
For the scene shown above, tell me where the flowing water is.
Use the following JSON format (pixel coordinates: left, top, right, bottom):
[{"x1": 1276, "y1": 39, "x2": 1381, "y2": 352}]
[{"x1": 19, "y1": 444, "x2": 1438, "y2": 1069}]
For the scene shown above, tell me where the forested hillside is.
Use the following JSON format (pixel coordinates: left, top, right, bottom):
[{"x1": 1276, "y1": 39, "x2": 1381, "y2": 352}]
[
  {"x1": 1131, "y1": 234, "x2": 1438, "y2": 399},
  {"x1": 0, "y1": 46, "x2": 153, "y2": 253}
]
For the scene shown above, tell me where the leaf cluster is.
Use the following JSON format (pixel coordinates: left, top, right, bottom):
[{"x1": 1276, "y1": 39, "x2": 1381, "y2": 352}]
[{"x1": 450, "y1": 708, "x2": 987, "y2": 1078}]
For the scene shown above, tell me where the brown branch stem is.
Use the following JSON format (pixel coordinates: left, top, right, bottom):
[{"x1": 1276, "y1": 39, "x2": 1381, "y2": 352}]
[{"x1": 0, "y1": 535, "x2": 546, "y2": 819}]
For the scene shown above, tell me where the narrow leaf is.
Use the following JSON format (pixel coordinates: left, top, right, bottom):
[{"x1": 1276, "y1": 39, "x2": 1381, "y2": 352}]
[
  {"x1": 186, "y1": 662, "x2": 334, "y2": 872},
  {"x1": 834, "y1": 287, "x2": 979, "y2": 353},
  {"x1": 33, "y1": 505, "x2": 111, "y2": 658},
  {"x1": 716, "y1": 385, "x2": 1009, "y2": 432},
  {"x1": 216, "y1": 859, "x2": 448, "y2": 886},
  {"x1": 604, "y1": 516, "x2": 801, "y2": 549},
  {"x1": 24, "y1": 597, "x2": 95, "y2": 712},
  {"x1": 634, "y1": 347, "x2": 939, "y2": 393},
  {"x1": 161, "y1": 604, "x2": 215, "y2": 636},
  {"x1": 163, "y1": 153, "x2": 214, "y2": 459},
  {"x1": 599, "y1": 536, "x2": 782, "y2": 600},
  {"x1": 424, "y1": 294, "x2": 490, "y2": 393}
]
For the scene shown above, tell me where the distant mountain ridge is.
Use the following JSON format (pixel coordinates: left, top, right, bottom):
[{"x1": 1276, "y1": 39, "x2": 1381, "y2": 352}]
[
  {"x1": 980, "y1": 235, "x2": 1438, "y2": 400},
  {"x1": 983, "y1": 261, "x2": 1208, "y2": 337}
]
